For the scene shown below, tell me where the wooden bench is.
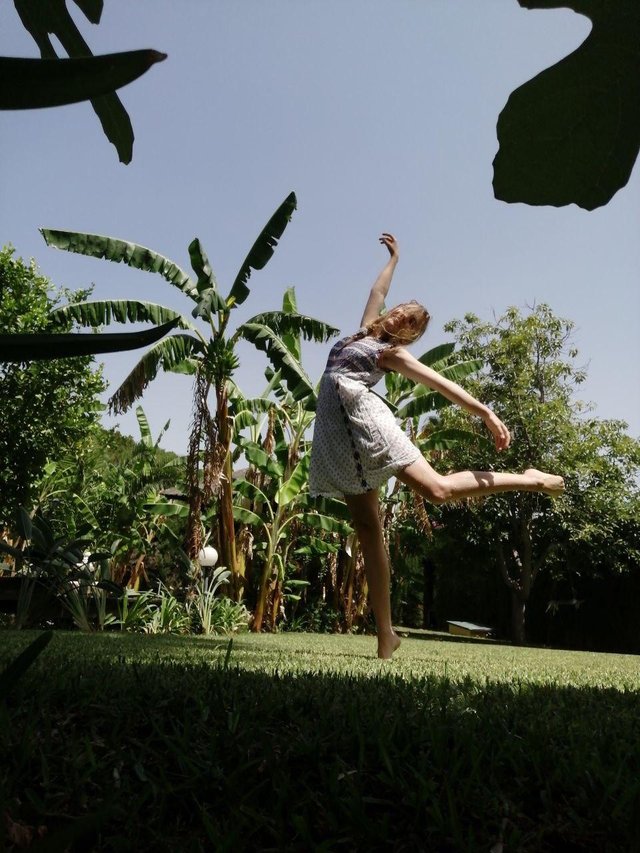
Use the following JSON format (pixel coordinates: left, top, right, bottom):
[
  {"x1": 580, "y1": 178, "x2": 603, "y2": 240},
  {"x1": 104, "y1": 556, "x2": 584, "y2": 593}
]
[{"x1": 446, "y1": 620, "x2": 492, "y2": 638}]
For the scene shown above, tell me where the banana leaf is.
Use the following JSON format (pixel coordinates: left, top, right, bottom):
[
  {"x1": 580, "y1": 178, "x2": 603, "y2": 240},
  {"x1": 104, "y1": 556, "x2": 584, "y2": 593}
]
[
  {"x1": 14, "y1": 0, "x2": 148, "y2": 163},
  {"x1": 188, "y1": 238, "x2": 226, "y2": 317},
  {"x1": 233, "y1": 478, "x2": 271, "y2": 509},
  {"x1": 237, "y1": 322, "x2": 316, "y2": 404},
  {"x1": 242, "y1": 311, "x2": 339, "y2": 344},
  {"x1": 227, "y1": 192, "x2": 297, "y2": 307},
  {"x1": 276, "y1": 455, "x2": 310, "y2": 507},
  {"x1": 41, "y1": 229, "x2": 199, "y2": 301},
  {"x1": 49, "y1": 300, "x2": 194, "y2": 331},
  {"x1": 396, "y1": 392, "x2": 447, "y2": 420},
  {"x1": 238, "y1": 439, "x2": 284, "y2": 480},
  {"x1": 288, "y1": 512, "x2": 351, "y2": 536},
  {"x1": 281, "y1": 286, "x2": 301, "y2": 360},
  {"x1": 142, "y1": 501, "x2": 189, "y2": 518},
  {"x1": 0, "y1": 50, "x2": 166, "y2": 110},
  {"x1": 108, "y1": 333, "x2": 204, "y2": 414},
  {"x1": 232, "y1": 505, "x2": 266, "y2": 529},
  {"x1": 0, "y1": 318, "x2": 178, "y2": 362},
  {"x1": 296, "y1": 493, "x2": 352, "y2": 522},
  {"x1": 419, "y1": 427, "x2": 491, "y2": 453},
  {"x1": 418, "y1": 342, "x2": 456, "y2": 366},
  {"x1": 493, "y1": 0, "x2": 640, "y2": 210}
]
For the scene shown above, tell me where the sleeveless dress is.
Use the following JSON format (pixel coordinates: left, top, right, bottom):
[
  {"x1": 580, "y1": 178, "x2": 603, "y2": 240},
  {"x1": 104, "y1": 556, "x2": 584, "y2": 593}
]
[{"x1": 309, "y1": 329, "x2": 422, "y2": 497}]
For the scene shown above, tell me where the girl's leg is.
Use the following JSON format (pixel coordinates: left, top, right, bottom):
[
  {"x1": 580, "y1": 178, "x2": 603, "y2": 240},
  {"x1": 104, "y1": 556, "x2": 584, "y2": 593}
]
[
  {"x1": 397, "y1": 457, "x2": 564, "y2": 504},
  {"x1": 344, "y1": 489, "x2": 401, "y2": 660}
]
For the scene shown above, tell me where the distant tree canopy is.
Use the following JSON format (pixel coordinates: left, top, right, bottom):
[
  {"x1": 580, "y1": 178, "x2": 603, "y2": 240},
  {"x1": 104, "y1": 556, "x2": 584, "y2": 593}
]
[
  {"x1": 429, "y1": 304, "x2": 640, "y2": 643},
  {"x1": 0, "y1": 247, "x2": 106, "y2": 530}
]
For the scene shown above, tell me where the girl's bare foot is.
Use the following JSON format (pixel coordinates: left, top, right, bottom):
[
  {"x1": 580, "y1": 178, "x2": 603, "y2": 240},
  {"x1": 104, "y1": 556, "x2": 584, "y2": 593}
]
[
  {"x1": 525, "y1": 468, "x2": 565, "y2": 496},
  {"x1": 377, "y1": 632, "x2": 401, "y2": 660}
]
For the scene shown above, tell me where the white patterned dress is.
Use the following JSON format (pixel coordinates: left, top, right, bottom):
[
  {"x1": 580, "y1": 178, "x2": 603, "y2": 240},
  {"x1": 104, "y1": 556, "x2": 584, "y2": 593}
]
[{"x1": 309, "y1": 329, "x2": 422, "y2": 497}]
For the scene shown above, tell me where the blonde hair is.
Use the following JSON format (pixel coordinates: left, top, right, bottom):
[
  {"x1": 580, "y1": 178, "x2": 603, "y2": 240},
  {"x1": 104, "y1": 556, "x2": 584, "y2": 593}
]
[{"x1": 367, "y1": 301, "x2": 430, "y2": 346}]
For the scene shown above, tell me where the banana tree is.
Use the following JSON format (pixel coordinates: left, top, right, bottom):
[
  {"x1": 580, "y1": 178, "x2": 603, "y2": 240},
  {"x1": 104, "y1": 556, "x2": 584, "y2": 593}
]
[
  {"x1": 228, "y1": 290, "x2": 346, "y2": 630},
  {"x1": 41, "y1": 192, "x2": 337, "y2": 597},
  {"x1": 233, "y1": 448, "x2": 351, "y2": 632}
]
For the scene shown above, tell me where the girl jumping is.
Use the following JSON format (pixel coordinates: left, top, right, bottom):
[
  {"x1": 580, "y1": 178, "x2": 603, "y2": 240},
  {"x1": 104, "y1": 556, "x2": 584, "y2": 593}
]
[{"x1": 309, "y1": 233, "x2": 564, "y2": 659}]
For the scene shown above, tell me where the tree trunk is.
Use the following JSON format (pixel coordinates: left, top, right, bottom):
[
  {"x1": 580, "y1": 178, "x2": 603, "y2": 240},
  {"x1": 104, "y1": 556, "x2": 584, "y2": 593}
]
[
  {"x1": 252, "y1": 553, "x2": 273, "y2": 632},
  {"x1": 422, "y1": 558, "x2": 436, "y2": 629},
  {"x1": 510, "y1": 591, "x2": 527, "y2": 645},
  {"x1": 216, "y1": 385, "x2": 243, "y2": 600}
]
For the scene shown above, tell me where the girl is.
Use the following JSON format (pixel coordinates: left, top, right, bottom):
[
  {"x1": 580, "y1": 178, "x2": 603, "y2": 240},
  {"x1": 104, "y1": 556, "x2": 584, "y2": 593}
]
[{"x1": 309, "y1": 233, "x2": 564, "y2": 659}]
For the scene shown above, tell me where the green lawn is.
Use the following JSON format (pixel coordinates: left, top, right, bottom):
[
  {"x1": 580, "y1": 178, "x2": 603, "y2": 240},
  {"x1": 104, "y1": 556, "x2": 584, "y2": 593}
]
[{"x1": 2, "y1": 630, "x2": 639, "y2": 851}]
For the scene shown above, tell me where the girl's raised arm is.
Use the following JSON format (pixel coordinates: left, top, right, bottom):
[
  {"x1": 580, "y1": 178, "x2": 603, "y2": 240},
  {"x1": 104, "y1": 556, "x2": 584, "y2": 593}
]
[
  {"x1": 379, "y1": 346, "x2": 512, "y2": 452},
  {"x1": 359, "y1": 233, "x2": 399, "y2": 328}
]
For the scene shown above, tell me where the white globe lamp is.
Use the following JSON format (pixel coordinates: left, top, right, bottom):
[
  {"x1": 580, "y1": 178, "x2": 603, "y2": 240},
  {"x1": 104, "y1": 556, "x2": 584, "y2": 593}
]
[{"x1": 197, "y1": 545, "x2": 218, "y2": 568}]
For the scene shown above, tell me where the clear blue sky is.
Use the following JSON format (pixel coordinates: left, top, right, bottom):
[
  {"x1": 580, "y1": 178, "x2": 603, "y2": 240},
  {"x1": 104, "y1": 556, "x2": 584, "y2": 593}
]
[{"x1": 2, "y1": 1, "x2": 638, "y2": 453}]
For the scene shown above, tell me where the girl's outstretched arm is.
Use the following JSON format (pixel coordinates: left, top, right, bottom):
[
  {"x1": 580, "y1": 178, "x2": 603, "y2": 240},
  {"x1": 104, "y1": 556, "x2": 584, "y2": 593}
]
[
  {"x1": 360, "y1": 233, "x2": 399, "y2": 327},
  {"x1": 379, "y1": 346, "x2": 512, "y2": 452}
]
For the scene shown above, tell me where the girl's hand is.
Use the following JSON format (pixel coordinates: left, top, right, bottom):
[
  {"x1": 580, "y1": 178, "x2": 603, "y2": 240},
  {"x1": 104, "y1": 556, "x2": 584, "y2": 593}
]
[
  {"x1": 379, "y1": 232, "x2": 399, "y2": 260},
  {"x1": 483, "y1": 410, "x2": 511, "y2": 452}
]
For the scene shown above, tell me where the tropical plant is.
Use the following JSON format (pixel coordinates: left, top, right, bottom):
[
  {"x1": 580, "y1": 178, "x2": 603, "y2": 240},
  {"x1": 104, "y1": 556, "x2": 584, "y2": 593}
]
[
  {"x1": 58, "y1": 555, "x2": 117, "y2": 632},
  {"x1": 0, "y1": 248, "x2": 108, "y2": 528},
  {"x1": 140, "y1": 582, "x2": 190, "y2": 634},
  {"x1": 0, "y1": 507, "x2": 109, "y2": 629},
  {"x1": 187, "y1": 566, "x2": 250, "y2": 634},
  {"x1": 41, "y1": 193, "x2": 338, "y2": 599},
  {"x1": 232, "y1": 421, "x2": 352, "y2": 632}
]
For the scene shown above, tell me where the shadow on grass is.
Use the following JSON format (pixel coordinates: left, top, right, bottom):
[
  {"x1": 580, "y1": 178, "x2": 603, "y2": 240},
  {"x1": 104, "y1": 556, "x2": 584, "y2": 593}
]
[{"x1": 2, "y1": 631, "x2": 639, "y2": 852}]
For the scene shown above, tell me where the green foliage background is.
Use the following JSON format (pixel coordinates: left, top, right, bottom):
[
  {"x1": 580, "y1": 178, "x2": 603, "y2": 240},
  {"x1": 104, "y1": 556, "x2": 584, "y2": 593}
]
[{"x1": 0, "y1": 248, "x2": 105, "y2": 529}]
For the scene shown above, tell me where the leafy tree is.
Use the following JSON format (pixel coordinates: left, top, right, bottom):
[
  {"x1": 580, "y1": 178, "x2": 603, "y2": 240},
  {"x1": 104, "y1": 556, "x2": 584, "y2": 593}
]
[
  {"x1": 494, "y1": 0, "x2": 640, "y2": 210},
  {"x1": 429, "y1": 304, "x2": 640, "y2": 643},
  {"x1": 0, "y1": 247, "x2": 106, "y2": 530}
]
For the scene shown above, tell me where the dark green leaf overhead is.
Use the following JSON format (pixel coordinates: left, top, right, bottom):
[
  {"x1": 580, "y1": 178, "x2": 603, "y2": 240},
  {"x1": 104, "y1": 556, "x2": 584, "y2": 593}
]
[
  {"x1": 0, "y1": 50, "x2": 166, "y2": 110},
  {"x1": 13, "y1": 0, "x2": 158, "y2": 162},
  {"x1": 41, "y1": 229, "x2": 199, "y2": 300},
  {"x1": 228, "y1": 192, "x2": 297, "y2": 307},
  {"x1": 493, "y1": 0, "x2": 640, "y2": 210},
  {"x1": 73, "y1": 0, "x2": 104, "y2": 24},
  {"x1": 108, "y1": 333, "x2": 204, "y2": 414},
  {"x1": 0, "y1": 319, "x2": 178, "y2": 362}
]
